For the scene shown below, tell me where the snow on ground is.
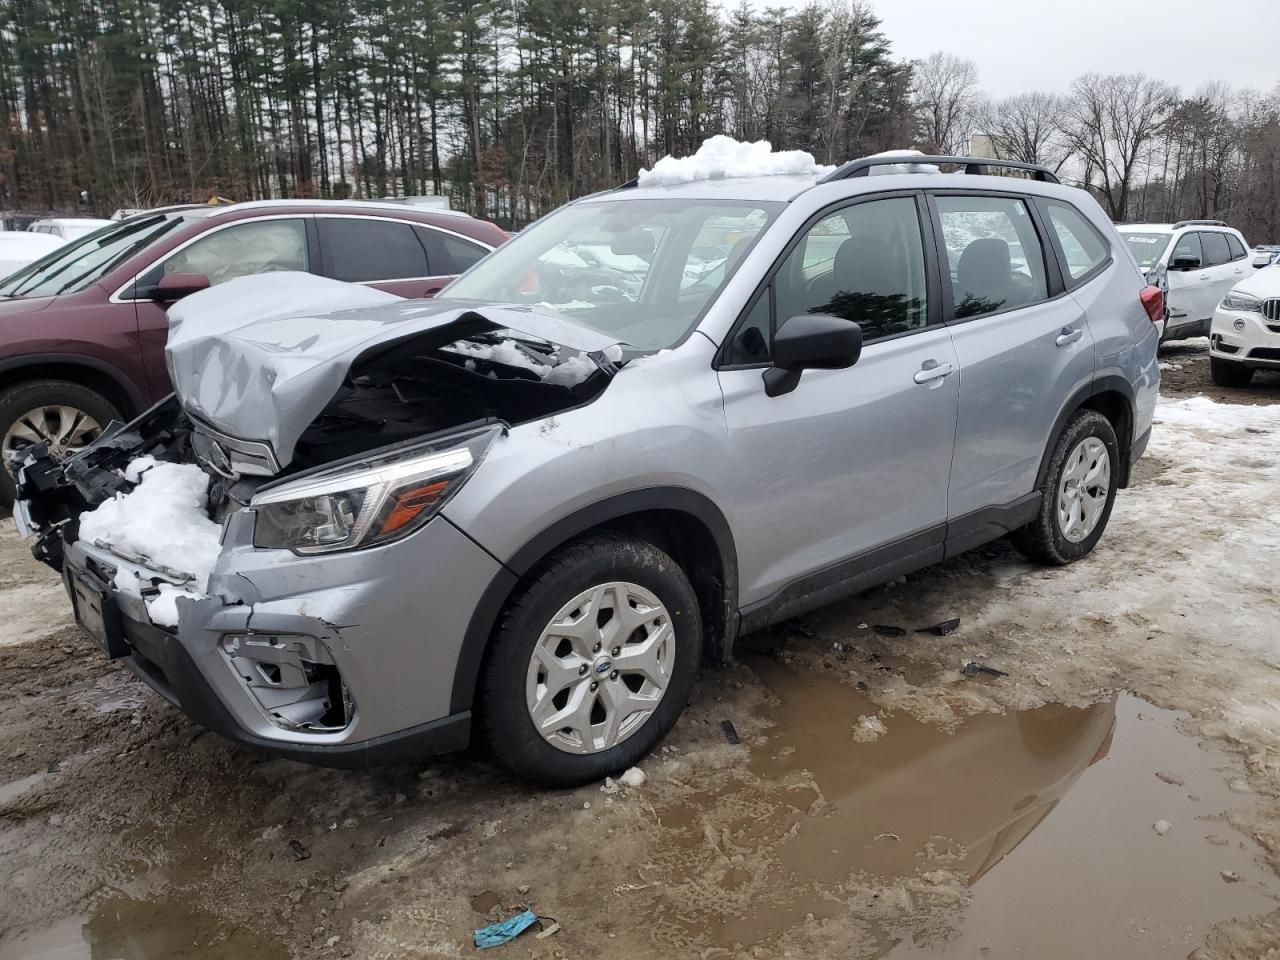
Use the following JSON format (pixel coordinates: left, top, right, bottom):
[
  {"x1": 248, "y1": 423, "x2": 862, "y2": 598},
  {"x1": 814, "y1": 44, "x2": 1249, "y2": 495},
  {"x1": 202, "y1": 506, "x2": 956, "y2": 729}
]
[
  {"x1": 637, "y1": 135, "x2": 834, "y2": 187},
  {"x1": 77, "y1": 458, "x2": 222, "y2": 625}
]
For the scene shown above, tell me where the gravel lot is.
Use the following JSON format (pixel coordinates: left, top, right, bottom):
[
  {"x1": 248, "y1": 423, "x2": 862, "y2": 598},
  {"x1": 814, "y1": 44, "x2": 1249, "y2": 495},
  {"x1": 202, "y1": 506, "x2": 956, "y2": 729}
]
[{"x1": 2, "y1": 337, "x2": 1280, "y2": 959}]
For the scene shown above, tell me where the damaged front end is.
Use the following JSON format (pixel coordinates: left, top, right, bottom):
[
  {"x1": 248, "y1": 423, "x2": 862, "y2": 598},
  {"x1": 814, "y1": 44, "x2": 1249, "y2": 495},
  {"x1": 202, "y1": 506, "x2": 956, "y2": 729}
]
[{"x1": 13, "y1": 279, "x2": 623, "y2": 765}]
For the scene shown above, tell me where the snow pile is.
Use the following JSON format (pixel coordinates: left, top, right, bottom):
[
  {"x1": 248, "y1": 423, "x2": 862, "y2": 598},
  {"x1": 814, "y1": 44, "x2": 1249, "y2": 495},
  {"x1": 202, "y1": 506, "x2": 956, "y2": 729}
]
[
  {"x1": 1151, "y1": 395, "x2": 1275, "y2": 434},
  {"x1": 78, "y1": 458, "x2": 223, "y2": 626},
  {"x1": 863, "y1": 149, "x2": 941, "y2": 175},
  {"x1": 444, "y1": 337, "x2": 619, "y2": 387},
  {"x1": 637, "y1": 136, "x2": 834, "y2": 187},
  {"x1": 853, "y1": 715, "x2": 888, "y2": 742}
]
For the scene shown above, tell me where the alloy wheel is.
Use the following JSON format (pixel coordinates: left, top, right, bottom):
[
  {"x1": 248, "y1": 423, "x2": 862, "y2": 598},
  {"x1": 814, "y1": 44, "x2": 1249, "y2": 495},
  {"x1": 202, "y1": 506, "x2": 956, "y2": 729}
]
[
  {"x1": 1056, "y1": 436, "x2": 1110, "y2": 543},
  {"x1": 2, "y1": 405, "x2": 104, "y2": 469},
  {"x1": 525, "y1": 580, "x2": 675, "y2": 755}
]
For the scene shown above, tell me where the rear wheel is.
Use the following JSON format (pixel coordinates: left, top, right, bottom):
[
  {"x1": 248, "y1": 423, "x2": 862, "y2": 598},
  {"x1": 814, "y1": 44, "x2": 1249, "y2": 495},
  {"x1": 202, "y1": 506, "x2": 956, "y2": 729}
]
[
  {"x1": 1210, "y1": 356, "x2": 1254, "y2": 388},
  {"x1": 0, "y1": 380, "x2": 120, "y2": 508},
  {"x1": 478, "y1": 534, "x2": 700, "y2": 787},
  {"x1": 1012, "y1": 409, "x2": 1119, "y2": 565}
]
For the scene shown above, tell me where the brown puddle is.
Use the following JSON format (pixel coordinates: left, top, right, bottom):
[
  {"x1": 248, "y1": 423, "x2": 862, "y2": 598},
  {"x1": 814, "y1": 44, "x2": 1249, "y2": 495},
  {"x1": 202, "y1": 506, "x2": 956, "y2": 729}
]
[
  {"x1": 647, "y1": 656, "x2": 1279, "y2": 956},
  {"x1": 0, "y1": 895, "x2": 288, "y2": 959}
]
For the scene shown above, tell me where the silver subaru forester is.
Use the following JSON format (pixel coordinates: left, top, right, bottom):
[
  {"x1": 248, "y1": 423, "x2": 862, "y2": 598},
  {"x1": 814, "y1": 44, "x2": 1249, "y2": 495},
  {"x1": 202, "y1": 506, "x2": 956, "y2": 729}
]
[{"x1": 17, "y1": 155, "x2": 1160, "y2": 786}]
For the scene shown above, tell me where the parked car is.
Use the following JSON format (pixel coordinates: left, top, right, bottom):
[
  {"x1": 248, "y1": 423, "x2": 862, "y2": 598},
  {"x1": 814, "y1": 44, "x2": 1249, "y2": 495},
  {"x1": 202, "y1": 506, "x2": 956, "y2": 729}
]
[
  {"x1": 0, "y1": 231, "x2": 63, "y2": 277},
  {"x1": 16, "y1": 155, "x2": 1159, "y2": 785},
  {"x1": 1117, "y1": 220, "x2": 1251, "y2": 342},
  {"x1": 28, "y1": 217, "x2": 115, "y2": 241},
  {"x1": 1252, "y1": 244, "x2": 1279, "y2": 270},
  {"x1": 1208, "y1": 264, "x2": 1280, "y2": 386},
  {"x1": 0, "y1": 200, "x2": 506, "y2": 503}
]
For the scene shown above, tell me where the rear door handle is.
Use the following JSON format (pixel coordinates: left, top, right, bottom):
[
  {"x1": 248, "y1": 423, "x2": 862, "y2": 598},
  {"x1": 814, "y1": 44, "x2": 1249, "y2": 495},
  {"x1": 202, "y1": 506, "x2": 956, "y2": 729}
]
[
  {"x1": 1055, "y1": 327, "x2": 1083, "y2": 347},
  {"x1": 1199, "y1": 273, "x2": 1211, "y2": 280},
  {"x1": 913, "y1": 360, "x2": 955, "y2": 384}
]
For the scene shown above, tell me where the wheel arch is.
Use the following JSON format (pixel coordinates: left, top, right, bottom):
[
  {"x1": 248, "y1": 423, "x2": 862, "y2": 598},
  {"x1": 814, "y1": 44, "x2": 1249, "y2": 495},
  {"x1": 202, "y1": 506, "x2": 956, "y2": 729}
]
[
  {"x1": 1035, "y1": 376, "x2": 1136, "y2": 491},
  {"x1": 0, "y1": 354, "x2": 147, "y2": 420},
  {"x1": 449, "y1": 487, "x2": 739, "y2": 715}
]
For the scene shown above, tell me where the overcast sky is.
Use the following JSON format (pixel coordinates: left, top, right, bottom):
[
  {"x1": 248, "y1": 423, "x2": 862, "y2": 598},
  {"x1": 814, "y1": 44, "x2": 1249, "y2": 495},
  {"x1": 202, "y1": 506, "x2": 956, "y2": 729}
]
[{"x1": 859, "y1": 0, "x2": 1279, "y2": 98}]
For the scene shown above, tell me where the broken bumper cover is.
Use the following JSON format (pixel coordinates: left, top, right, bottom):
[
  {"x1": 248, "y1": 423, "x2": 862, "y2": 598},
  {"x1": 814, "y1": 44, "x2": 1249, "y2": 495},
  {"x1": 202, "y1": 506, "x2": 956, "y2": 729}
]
[{"x1": 60, "y1": 510, "x2": 501, "y2": 768}]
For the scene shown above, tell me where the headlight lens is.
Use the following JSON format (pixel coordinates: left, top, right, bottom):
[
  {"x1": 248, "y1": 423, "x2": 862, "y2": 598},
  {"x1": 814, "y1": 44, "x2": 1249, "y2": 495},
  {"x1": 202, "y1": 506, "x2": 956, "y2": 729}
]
[
  {"x1": 251, "y1": 425, "x2": 501, "y2": 553},
  {"x1": 1222, "y1": 290, "x2": 1262, "y2": 313}
]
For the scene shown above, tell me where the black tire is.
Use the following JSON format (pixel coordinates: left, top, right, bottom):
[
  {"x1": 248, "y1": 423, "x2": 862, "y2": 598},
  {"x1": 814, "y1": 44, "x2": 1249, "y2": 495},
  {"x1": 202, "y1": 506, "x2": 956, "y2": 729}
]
[
  {"x1": 1011, "y1": 409, "x2": 1120, "y2": 566},
  {"x1": 0, "y1": 379, "x2": 121, "y2": 508},
  {"x1": 1210, "y1": 356, "x2": 1254, "y2": 388},
  {"x1": 478, "y1": 534, "x2": 701, "y2": 787}
]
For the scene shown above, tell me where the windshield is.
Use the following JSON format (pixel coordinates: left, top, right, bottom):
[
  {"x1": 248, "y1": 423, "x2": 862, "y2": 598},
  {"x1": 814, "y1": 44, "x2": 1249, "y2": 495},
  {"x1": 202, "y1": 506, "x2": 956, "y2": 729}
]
[
  {"x1": 445, "y1": 198, "x2": 782, "y2": 350},
  {"x1": 0, "y1": 214, "x2": 189, "y2": 298},
  {"x1": 1121, "y1": 231, "x2": 1172, "y2": 270}
]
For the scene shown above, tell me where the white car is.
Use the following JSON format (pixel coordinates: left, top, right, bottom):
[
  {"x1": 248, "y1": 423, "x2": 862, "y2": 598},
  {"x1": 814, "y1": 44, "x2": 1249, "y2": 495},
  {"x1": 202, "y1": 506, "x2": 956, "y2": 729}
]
[
  {"x1": 28, "y1": 217, "x2": 114, "y2": 241},
  {"x1": 0, "y1": 231, "x2": 63, "y2": 278},
  {"x1": 1118, "y1": 220, "x2": 1252, "y2": 342},
  {"x1": 1209, "y1": 262, "x2": 1280, "y2": 386}
]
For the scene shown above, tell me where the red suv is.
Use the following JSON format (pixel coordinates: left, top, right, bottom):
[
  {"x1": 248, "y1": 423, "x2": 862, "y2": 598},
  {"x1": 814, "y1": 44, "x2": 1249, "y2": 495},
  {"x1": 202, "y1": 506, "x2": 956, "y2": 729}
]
[{"x1": 0, "y1": 200, "x2": 506, "y2": 503}]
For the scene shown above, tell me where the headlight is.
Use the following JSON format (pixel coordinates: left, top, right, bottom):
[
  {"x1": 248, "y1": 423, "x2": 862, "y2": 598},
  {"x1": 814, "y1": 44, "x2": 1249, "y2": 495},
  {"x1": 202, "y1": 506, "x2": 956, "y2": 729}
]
[
  {"x1": 1222, "y1": 290, "x2": 1262, "y2": 313},
  {"x1": 250, "y1": 425, "x2": 501, "y2": 553}
]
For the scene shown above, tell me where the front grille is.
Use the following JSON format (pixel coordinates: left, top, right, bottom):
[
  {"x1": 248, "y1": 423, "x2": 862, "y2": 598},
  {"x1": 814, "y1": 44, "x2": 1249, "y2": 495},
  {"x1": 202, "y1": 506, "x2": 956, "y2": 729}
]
[{"x1": 1264, "y1": 298, "x2": 1280, "y2": 323}]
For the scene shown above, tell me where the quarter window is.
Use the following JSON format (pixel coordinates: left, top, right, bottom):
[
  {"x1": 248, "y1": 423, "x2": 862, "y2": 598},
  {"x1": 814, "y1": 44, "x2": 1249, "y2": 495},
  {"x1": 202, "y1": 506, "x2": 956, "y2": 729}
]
[
  {"x1": 1044, "y1": 201, "x2": 1109, "y2": 282},
  {"x1": 935, "y1": 195, "x2": 1048, "y2": 319},
  {"x1": 164, "y1": 219, "x2": 307, "y2": 285},
  {"x1": 1201, "y1": 232, "x2": 1231, "y2": 267},
  {"x1": 319, "y1": 218, "x2": 429, "y2": 282}
]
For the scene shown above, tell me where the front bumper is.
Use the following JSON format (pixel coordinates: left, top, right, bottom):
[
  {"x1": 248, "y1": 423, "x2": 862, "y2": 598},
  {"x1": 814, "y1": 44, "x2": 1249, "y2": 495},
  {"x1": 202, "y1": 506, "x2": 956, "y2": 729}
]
[
  {"x1": 56, "y1": 510, "x2": 501, "y2": 767},
  {"x1": 1210, "y1": 307, "x2": 1280, "y2": 368}
]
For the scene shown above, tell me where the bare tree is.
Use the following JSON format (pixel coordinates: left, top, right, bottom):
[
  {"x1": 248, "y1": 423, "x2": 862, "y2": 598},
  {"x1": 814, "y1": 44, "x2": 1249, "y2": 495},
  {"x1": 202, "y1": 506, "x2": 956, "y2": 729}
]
[
  {"x1": 911, "y1": 52, "x2": 980, "y2": 154},
  {"x1": 979, "y1": 92, "x2": 1072, "y2": 172},
  {"x1": 1064, "y1": 73, "x2": 1176, "y2": 220}
]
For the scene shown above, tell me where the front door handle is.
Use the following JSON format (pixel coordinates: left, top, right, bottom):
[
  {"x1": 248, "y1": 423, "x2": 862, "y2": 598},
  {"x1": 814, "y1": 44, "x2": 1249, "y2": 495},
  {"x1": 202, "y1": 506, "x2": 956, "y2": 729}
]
[
  {"x1": 913, "y1": 360, "x2": 955, "y2": 384},
  {"x1": 1055, "y1": 327, "x2": 1083, "y2": 347}
]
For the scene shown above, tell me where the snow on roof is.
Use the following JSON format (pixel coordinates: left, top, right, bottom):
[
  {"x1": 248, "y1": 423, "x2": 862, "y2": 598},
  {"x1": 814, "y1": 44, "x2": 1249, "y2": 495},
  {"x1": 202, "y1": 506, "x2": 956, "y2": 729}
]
[
  {"x1": 637, "y1": 136, "x2": 834, "y2": 188},
  {"x1": 860, "y1": 150, "x2": 941, "y2": 175}
]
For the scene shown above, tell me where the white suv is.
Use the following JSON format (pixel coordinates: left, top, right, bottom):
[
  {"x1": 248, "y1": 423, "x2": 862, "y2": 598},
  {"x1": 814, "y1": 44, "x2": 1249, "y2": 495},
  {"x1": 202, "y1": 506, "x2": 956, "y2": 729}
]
[
  {"x1": 1209, "y1": 261, "x2": 1280, "y2": 386},
  {"x1": 1118, "y1": 220, "x2": 1251, "y2": 341}
]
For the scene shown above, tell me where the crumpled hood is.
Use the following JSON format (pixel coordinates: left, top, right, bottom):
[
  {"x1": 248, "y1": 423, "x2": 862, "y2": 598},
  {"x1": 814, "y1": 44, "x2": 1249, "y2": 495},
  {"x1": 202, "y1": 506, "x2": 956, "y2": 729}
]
[{"x1": 166, "y1": 272, "x2": 622, "y2": 469}]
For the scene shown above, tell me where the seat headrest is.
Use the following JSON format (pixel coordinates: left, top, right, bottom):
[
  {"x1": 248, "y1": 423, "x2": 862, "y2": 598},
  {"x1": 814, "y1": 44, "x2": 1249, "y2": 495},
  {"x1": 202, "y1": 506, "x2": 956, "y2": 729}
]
[{"x1": 957, "y1": 237, "x2": 1011, "y2": 308}]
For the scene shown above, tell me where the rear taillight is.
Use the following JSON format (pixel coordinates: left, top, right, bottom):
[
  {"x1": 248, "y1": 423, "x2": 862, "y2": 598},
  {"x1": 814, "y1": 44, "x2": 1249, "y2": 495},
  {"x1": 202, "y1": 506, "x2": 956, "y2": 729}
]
[{"x1": 1140, "y1": 285, "x2": 1164, "y2": 324}]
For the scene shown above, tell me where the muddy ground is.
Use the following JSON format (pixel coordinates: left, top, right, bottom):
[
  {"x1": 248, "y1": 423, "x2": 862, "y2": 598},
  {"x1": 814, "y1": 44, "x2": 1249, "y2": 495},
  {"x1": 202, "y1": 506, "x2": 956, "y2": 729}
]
[{"x1": 3, "y1": 336, "x2": 1280, "y2": 959}]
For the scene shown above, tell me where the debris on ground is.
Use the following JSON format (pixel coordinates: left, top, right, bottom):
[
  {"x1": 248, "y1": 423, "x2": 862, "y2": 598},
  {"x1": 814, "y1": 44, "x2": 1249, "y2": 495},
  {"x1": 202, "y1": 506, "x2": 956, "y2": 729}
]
[
  {"x1": 960, "y1": 660, "x2": 1008, "y2": 678},
  {"x1": 720, "y1": 720, "x2": 741, "y2": 745},
  {"x1": 1221, "y1": 871, "x2": 1241, "y2": 883},
  {"x1": 287, "y1": 838, "x2": 310, "y2": 861},
  {"x1": 535, "y1": 919, "x2": 561, "y2": 940},
  {"x1": 474, "y1": 909, "x2": 539, "y2": 948},
  {"x1": 782, "y1": 620, "x2": 815, "y2": 639},
  {"x1": 1155, "y1": 771, "x2": 1185, "y2": 786},
  {"x1": 873, "y1": 625, "x2": 906, "y2": 637},
  {"x1": 918, "y1": 618, "x2": 961, "y2": 636},
  {"x1": 853, "y1": 715, "x2": 888, "y2": 742},
  {"x1": 600, "y1": 776, "x2": 619, "y2": 795},
  {"x1": 619, "y1": 767, "x2": 646, "y2": 788},
  {"x1": 1153, "y1": 819, "x2": 1172, "y2": 836}
]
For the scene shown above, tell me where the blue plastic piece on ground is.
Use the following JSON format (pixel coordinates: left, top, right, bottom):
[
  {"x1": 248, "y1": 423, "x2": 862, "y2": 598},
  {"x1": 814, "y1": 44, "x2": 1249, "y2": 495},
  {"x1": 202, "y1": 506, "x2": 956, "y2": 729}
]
[{"x1": 475, "y1": 909, "x2": 539, "y2": 948}]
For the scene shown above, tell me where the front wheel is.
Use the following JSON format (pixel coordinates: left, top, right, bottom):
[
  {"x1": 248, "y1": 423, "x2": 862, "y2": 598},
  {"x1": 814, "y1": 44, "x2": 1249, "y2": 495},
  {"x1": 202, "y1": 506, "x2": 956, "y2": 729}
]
[
  {"x1": 478, "y1": 534, "x2": 701, "y2": 787},
  {"x1": 1012, "y1": 410, "x2": 1120, "y2": 565},
  {"x1": 1210, "y1": 356, "x2": 1254, "y2": 388}
]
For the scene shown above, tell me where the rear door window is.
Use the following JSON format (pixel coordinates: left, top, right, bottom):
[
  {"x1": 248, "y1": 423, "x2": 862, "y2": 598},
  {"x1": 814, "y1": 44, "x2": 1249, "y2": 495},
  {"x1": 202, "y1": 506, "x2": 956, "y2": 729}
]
[
  {"x1": 1227, "y1": 235, "x2": 1248, "y2": 261},
  {"x1": 934, "y1": 195, "x2": 1048, "y2": 318},
  {"x1": 1043, "y1": 201, "x2": 1110, "y2": 283},
  {"x1": 1201, "y1": 232, "x2": 1231, "y2": 267},
  {"x1": 319, "y1": 218, "x2": 429, "y2": 282}
]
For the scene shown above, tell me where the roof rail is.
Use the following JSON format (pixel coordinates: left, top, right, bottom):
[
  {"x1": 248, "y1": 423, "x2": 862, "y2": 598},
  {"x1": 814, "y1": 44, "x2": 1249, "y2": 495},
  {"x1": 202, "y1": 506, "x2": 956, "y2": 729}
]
[
  {"x1": 820, "y1": 155, "x2": 1060, "y2": 185},
  {"x1": 1172, "y1": 219, "x2": 1227, "y2": 229}
]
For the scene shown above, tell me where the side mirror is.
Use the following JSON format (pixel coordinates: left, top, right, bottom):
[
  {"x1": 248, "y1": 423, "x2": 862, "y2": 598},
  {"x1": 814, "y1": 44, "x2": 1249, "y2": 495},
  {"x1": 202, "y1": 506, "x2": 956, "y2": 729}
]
[
  {"x1": 1170, "y1": 255, "x2": 1201, "y2": 272},
  {"x1": 763, "y1": 314, "x2": 863, "y2": 397},
  {"x1": 153, "y1": 272, "x2": 211, "y2": 301}
]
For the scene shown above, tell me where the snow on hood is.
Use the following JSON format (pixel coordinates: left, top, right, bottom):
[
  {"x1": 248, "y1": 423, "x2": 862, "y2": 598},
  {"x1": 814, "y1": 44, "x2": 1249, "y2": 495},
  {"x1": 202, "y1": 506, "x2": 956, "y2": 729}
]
[
  {"x1": 166, "y1": 272, "x2": 622, "y2": 468},
  {"x1": 637, "y1": 136, "x2": 834, "y2": 187}
]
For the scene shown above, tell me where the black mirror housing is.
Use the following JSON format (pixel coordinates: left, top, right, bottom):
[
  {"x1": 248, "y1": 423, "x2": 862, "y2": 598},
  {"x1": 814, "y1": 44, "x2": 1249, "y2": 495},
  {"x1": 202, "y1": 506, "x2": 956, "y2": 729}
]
[{"x1": 763, "y1": 314, "x2": 863, "y2": 397}]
